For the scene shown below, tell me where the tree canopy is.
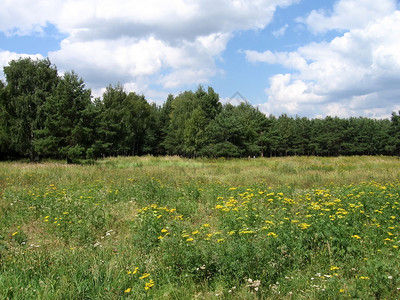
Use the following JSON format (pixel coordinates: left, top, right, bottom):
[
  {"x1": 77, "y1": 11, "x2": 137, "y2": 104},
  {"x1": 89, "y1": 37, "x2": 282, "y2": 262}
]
[{"x1": 0, "y1": 58, "x2": 399, "y2": 161}]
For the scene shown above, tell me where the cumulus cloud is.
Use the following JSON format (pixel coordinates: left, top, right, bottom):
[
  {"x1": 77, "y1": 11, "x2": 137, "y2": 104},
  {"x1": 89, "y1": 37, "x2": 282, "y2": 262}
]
[
  {"x1": 246, "y1": 9, "x2": 400, "y2": 118},
  {"x1": 298, "y1": 0, "x2": 397, "y2": 34},
  {"x1": 0, "y1": 0, "x2": 299, "y2": 100}
]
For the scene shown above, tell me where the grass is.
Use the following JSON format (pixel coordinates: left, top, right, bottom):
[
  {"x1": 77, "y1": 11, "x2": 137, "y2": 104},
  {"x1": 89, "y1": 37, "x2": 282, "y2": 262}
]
[{"x1": 0, "y1": 155, "x2": 399, "y2": 299}]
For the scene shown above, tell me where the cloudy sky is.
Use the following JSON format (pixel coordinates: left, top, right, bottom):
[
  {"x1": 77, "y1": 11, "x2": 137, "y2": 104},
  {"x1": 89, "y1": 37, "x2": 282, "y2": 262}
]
[{"x1": 1, "y1": 0, "x2": 400, "y2": 118}]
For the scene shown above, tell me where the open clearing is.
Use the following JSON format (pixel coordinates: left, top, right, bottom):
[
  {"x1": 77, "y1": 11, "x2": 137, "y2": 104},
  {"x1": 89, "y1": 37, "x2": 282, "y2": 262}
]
[{"x1": 0, "y1": 156, "x2": 399, "y2": 299}]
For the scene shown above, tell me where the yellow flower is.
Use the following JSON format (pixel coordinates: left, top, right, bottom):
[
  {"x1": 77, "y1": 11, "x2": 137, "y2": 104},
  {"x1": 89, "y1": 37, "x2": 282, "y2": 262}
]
[
  {"x1": 192, "y1": 230, "x2": 199, "y2": 235},
  {"x1": 186, "y1": 238, "x2": 194, "y2": 242},
  {"x1": 144, "y1": 279, "x2": 155, "y2": 290},
  {"x1": 298, "y1": 223, "x2": 311, "y2": 230},
  {"x1": 351, "y1": 235, "x2": 361, "y2": 240},
  {"x1": 161, "y1": 228, "x2": 168, "y2": 233},
  {"x1": 139, "y1": 273, "x2": 150, "y2": 280},
  {"x1": 132, "y1": 267, "x2": 139, "y2": 275},
  {"x1": 239, "y1": 230, "x2": 254, "y2": 235},
  {"x1": 267, "y1": 232, "x2": 278, "y2": 238},
  {"x1": 217, "y1": 239, "x2": 225, "y2": 243},
  {"x1": 12, "y1": 232, "x2": 18, "y2": 236},
  {"x1": 124, "y1": 288, "x2": 131, "y2": 293},
  {"x1": 330, "y1": 266, "x2": 340, "y2": 271},
  {"x1": 340, "y1": 289, "x2": 345, "y2": 293}
]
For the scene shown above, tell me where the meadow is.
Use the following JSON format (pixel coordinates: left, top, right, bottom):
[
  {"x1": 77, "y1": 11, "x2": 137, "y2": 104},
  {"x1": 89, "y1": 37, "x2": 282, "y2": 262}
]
[{"x1": 0, "y1": 156, "x2": 399, "y2": 299}]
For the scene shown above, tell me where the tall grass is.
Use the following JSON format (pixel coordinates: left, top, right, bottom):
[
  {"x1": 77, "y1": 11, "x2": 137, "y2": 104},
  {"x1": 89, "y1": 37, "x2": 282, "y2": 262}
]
[{"x1": 0, "y1": 156, "x2": 399, "y2": 299}]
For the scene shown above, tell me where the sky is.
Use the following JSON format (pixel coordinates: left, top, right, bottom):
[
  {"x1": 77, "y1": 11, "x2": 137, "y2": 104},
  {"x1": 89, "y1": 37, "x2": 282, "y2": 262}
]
[{"x1": 1, "y1": 0, "x2": 400, "y2": 119}]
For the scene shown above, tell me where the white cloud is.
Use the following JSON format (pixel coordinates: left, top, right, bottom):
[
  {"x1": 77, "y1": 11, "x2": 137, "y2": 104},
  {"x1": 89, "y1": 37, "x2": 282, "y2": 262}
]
[
  {"x1": 298, "y1": 0, "x2": 397, "y2": 34},
  {"x1": 0, "y1": 0, "x2": 63, "y2": 36},
  {"x1": 272, "y1": 24, "x2": 289, "y2": 37},
  {"x1": 0, "y1": 0, "x2": 299, "y2": 100},
  {"x1": 247, "y1": 10, "x2": 400, "y2": 118}
]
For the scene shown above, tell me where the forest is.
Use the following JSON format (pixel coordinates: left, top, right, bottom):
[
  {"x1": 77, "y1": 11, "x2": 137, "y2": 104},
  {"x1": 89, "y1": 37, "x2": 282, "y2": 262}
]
[{"x1": 0, "y1": 57, "x2": 399, "y2": 161}]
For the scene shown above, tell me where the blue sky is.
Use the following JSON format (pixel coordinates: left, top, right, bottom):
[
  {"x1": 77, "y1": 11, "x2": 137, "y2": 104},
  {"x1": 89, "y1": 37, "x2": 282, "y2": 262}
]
[{"x1": 1, "y1": 0, "x2": 399, "y2": 118}]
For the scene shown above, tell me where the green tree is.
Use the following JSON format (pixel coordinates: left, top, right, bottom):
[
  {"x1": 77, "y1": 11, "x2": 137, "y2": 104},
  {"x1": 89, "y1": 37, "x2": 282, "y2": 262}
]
[
  {"x1": 98, "y1": 84, "x2": 128, "y2": 156},
  {"x1": 202, "y1": 103, "x2": 263, "y2": 157},
  {"x1": 163, "y1": 91, "x2": 195, "y2": 155},
  {"x1": 388, "y1": 111, "x2": 400, "y2": 155},
  {"x1": 158, "y1": 94, "x2": 174, "y2": 155},
  {"x1": 196, "y1": 85, "x2": 222, "y2": 121},
  {"x1": 0, "y1": 80, "x2": 13, "y2": 159},
  {"x1": 34, "y1": 71, "x2": 96, "y2": 162},
  {"x1": 142, "y1": 103, "x2": 163, "y2": 155},
  {"x1": 3, "y1": 58, "x2": 59, "y2": 160},
  {"x1": 162, "y1": 86, "x2": 222, "y2": 157},
  {"x1": 123, "y1": 92, "x2": 152, "y2": 156}
]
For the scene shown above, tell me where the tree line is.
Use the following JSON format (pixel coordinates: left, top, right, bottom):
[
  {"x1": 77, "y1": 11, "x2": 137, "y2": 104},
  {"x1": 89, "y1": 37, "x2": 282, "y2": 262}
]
[{"x1": 0, "y1": 58, "x2": 399, "y2": 161}]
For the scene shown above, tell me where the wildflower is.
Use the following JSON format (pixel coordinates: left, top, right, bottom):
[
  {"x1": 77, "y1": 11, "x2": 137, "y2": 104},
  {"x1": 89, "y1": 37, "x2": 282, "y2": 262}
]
[
  {"x1": 340, "y1": 289, "x2": 345, "y2": 293},
  {"x1": 161, "y1": 228, "x2": 168, "y2": 233},
  {"x1": 145, "y1": 279, "x2": 154, "y2": 290},
  {"x1": 186, "y1": 238, "x2": 194, "y2": 242},
  {"x1": 12, "y1": 232, "x2": 18, "y2": 236},
  {"x1": 139, "y1": 273, "x2": 150, "y2": 280},
  {"x1": 351, "y1": 235, "x2": 361, "y2": 240},
  {"x1": 192, "y1": 230, "x2": 199, "y2": 235},
  {"x1": 217, "y1": 239, "x2": 225, "y2": 243},
  {"x1": 267, "y1": 232, "x2": 278, "y2": 238},
  {"x1": 124, "y1": 288, "x2": 131, "y2": 293},
  {"x1": 132, "y1": 267, "x2": 139, "y2": 274},
  {"x1": 359, "y1": 276, "x2": 369, "y2": 280},
  {"x1": 298, "y1": 223, "x2": 311, "y2": 230},
  {"x1": 330, "y1": 266, "x2": 340, "y2": 271},
  {"x1": 202, "y1": 224, "x2": 210, "y2": 227}
]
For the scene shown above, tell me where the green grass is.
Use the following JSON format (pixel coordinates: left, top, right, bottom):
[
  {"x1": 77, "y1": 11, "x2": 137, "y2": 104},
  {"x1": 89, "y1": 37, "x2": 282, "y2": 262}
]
[{"x1": 0, "y1": 156, "x2": 399, "y2": 299}]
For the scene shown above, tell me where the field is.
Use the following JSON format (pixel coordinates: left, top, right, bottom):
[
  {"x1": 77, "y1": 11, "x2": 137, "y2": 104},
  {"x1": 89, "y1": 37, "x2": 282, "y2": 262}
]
[{"x1": 0, "y1": 156, "x2": 400, "y2": 299}]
